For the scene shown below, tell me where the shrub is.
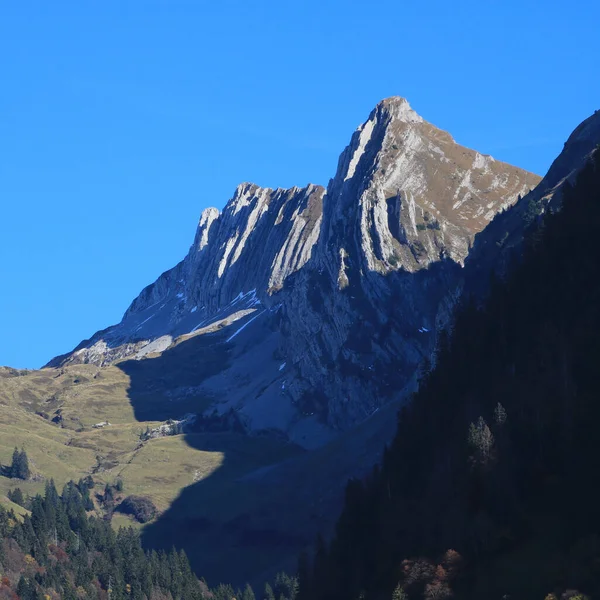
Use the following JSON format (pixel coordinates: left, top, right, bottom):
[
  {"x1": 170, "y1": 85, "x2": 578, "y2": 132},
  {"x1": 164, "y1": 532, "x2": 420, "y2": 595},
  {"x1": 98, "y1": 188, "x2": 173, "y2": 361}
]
[{"x1": 116, "y1": 495, "x2": 157, "y2": 523}]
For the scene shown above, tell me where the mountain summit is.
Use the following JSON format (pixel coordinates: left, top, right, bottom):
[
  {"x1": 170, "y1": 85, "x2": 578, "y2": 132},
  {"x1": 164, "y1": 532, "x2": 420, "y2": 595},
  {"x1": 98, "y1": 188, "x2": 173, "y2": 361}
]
[{"x1": 48, "y1": 98, "x2": 540, "y2": 445}]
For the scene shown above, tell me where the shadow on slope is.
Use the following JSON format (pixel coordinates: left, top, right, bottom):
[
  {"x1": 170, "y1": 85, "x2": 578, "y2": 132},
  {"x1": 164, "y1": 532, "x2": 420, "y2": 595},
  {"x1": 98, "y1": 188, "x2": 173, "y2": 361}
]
[
  {"x1": 112, "y1": 255, "x2": 468, "y2": 587},
  {"x1": 116, "y1": 326, "x2": 233, "y2": 422},
  {"x1": 115, "y1": 322, "x2": 312, "y2": 586}
]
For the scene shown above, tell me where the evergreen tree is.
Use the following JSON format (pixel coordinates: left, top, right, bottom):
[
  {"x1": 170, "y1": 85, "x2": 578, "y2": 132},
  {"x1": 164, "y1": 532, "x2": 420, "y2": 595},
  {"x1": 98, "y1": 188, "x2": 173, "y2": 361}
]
[
  {"x1": 493, "y1": 402, "x2": 507, "y2": 426},
  {"x1": 467, "y1": 416, "x2": 495, "y2": 466},
  {"x1": 8, "y1": 447, "x2": 30, "y2": 479},
  {"x1": 264, "y1": 582, "x2": 276, "y2": 600},
  {"x1": 7, "y1": 487, "x2": 25, "y2": 507},
  {"x1": 392, "y1": 585, "x2": 408, "y2": 600}
]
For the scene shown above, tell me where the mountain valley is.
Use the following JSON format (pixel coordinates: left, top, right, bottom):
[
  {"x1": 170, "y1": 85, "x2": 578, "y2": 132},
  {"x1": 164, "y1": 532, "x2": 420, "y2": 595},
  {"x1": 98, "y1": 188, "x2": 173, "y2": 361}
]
[{"x1": 1, "y1": 98, "x2": 599, "y2": 597}]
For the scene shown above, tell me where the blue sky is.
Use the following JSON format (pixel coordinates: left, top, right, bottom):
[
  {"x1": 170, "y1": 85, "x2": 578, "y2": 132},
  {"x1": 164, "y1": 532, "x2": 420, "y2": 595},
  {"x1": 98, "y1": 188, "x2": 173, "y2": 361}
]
[{"x1": 1, "y1": 1, "x2": 598, "y2": 368}]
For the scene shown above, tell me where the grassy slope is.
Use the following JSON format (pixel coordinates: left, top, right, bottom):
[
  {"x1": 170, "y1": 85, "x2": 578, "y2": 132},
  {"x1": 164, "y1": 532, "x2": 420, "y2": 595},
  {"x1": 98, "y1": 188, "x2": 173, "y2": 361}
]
[
  {"x1": 0, "y1": 357, "x2": 394, "y2": 587},
  {"x1": 0, "y1": 363, "x2": 301, "y2": 530}
]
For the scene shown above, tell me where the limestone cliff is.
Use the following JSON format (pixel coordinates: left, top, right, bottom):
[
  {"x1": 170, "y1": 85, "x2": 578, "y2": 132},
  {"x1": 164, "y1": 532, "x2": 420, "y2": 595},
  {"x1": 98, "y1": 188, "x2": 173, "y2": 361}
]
[{"x1": 47, "y1": 97, "x2": 541, "y2": 444}]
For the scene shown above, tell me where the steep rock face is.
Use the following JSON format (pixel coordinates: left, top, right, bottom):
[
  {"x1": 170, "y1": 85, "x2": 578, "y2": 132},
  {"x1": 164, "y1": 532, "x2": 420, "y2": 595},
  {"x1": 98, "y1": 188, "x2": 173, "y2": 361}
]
[
  {"x1": 320, "y1": 97, "x2": 537, "y2": 276},
  {"x1": 277, "y1": 97, "x2": 540, "y2": 429},
  {"x1": 48, "y1": 183, "x2": 324, "y2": 367},
  {"x1": 125, "y1": 182, "x2": 325, "y2": 319},
  {"x1": 48, "y1": 97, "x2": 541, "y2": 440}
]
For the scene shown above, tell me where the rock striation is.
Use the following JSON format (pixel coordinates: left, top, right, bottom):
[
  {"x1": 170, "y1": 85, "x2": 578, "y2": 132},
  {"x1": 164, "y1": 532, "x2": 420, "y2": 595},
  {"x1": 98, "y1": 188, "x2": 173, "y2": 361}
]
[{"x1": 47, "y1": 97, "x2": 542, "y2": 443}]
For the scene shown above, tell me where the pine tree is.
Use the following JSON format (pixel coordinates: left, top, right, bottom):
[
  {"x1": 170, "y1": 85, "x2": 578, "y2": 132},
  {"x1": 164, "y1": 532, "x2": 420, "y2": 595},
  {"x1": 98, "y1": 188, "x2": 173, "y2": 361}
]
[
  {"x1": 467, "y1": 417, "x2": 495, "y2": 466},
  {"x1": 494, "y1": 402, "x2": 507, "y2": 426},
  {"x1": 8, "y1": 487, "x2": 25, "y2": 507},
  {"x1": 264, "y1": 582, "x2": 276, "y2": 600},
  {"x1": 392, "y1": 585, "x2": 408, "y2": 600},
  {"x1": 10, "y1": 447, "x2": 31, "y2": 480},
  {"x1": 242, "y1": 583, "x2": 256, "y2": 600},
  {"x1": 9, "y1": 447, "x2": 19, "y2": 478}
]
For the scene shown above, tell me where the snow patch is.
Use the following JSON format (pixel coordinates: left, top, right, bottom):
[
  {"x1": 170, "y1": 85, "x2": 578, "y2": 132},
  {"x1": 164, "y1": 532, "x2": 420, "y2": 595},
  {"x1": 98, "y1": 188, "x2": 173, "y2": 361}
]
[
  {"x1": 226, "y1": 310, "x2": 265, "y2": 343},
  {"x1": 134, "y1": 314, "x2": 154, "y2": 332}
]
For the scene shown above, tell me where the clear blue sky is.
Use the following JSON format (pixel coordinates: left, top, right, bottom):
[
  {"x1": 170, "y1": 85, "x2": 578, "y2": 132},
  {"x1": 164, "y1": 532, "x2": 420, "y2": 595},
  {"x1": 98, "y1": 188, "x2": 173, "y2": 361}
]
[{"x1": 1, "y1": 1, "x2": 598, "y2": 368}]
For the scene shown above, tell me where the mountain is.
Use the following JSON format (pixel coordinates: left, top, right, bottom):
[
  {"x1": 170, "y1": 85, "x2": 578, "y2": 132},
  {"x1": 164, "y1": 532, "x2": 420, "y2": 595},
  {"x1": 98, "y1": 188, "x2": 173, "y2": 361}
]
[
  {"x1": 301, "y1": 124, "x2": 600, "y2": 600},
  {"x1": 47, "y1": 97, "x2": 540, "y2": 446},
  {"x1": 14, "y1": 96, "x2": 595, "y2": 590}
]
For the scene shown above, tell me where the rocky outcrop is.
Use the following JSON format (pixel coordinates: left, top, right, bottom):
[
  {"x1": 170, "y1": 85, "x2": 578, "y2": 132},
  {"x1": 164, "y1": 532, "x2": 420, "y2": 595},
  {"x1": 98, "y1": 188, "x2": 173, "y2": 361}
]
[{"x1": 47, "y1": 97, "x2": 542, "y2": 440}]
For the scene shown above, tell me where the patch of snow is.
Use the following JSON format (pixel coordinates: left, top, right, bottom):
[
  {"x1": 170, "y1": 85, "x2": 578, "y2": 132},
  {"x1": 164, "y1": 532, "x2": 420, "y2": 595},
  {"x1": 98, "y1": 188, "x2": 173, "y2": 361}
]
[
  {"x1": 191, "y1": 306, "x2": 197, "y2": 313},
  {"x1": 279, "y1": 362, "x2": 286, "y2": 371},
  {"x1": 191, "y1": 320, "x2": 208, "y2": 333},
  {"x1": 134, "y1": 314, "x2": 154, "y2": 332},
  {"x1": 176, "y1": 292, "x2": 184, "y2": 299},
  {"x1": 229, "y1": 289, "x2": 258, "y2": 309},
  {"x1": 226, "y1": 310, "x2": 265, "y2": 343}
]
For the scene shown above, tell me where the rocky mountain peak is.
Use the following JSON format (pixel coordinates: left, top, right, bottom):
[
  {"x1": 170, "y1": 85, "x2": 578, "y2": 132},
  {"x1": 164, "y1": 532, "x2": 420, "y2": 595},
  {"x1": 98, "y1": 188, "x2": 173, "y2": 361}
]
[
  {"x1": 48, "y1": 96, "x2": 542, "y2": 441},
  {"x1": 375, "y1": 96, "x2": 425, "y2": 123},
  {"x1": 192, "y1": 207, "x2": 220, "y2": 253},
  {"x1": 320, "y1": 97, "x2": 540, "y2": 285}
]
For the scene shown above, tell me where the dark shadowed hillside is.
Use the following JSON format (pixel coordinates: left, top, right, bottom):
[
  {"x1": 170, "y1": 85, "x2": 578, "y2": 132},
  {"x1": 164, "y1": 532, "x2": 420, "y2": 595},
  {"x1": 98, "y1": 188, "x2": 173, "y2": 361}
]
[{"x1": 301, "y1": 148, "x2": 600, "y2": 600}]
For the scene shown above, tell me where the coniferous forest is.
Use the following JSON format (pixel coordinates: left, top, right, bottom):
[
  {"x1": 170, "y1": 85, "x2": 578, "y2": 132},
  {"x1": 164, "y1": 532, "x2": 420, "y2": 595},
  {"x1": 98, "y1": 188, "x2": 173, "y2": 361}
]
[
  {"x1": 0, "y1": 477, "x2": 297, "y2": 600},
  {"x1": 298, "y1": 152, "x2": 600, "y2": 600},
  {"x1": 0, "y1": 477, "x2": 210, "y2": 600}
]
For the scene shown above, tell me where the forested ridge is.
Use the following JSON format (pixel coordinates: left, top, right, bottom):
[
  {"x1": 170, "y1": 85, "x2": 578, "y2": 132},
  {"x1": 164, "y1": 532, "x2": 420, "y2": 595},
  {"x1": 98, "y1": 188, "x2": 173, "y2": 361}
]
[{"x1": 299, "y1": 150, "x2": 600, "y2": 600}]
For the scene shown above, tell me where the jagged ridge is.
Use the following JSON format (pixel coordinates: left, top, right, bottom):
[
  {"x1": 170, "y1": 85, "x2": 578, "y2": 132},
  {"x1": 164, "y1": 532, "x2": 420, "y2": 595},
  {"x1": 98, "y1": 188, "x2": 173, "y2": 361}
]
[{"x1": 48, "y1": 97, "x2": 541, "y2": 440}]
